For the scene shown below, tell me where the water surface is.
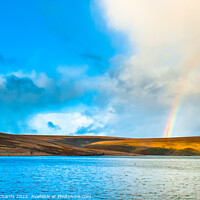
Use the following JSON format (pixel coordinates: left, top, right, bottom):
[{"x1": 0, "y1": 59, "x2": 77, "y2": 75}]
[{"x1": 0, "y1": 156, "x2": 199, "y2": 199}]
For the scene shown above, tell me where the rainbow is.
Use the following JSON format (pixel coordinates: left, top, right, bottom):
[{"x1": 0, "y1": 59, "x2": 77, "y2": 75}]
[
  {"x1": 164, "y1": 53, "x2": 200, "y2": 138},
  {"x1": 164, "y1": 85, "x2": 185, "y2": 138}
]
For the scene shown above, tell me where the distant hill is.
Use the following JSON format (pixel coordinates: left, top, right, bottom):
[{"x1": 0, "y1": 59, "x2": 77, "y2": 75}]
[
  {"x1": 85, "y1": 137, "x2": 200, "y2": 156},
  {"x1": 0, "y1": 132, "x2": 200, "y2": 156}
]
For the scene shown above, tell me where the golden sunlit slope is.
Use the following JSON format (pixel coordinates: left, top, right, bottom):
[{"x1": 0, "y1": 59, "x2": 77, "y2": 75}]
[{"x1": 85, "y1": 137, "x2": 200, "y2": 156}]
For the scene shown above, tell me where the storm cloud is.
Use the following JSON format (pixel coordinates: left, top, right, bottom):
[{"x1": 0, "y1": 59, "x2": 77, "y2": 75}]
[{"x1": 0, "y1": 70, "x2": 90, "y2": 134}]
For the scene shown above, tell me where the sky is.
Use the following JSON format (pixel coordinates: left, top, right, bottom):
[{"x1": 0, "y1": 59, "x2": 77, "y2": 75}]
[{"x1": 0, "y1": 0, "x2": 200, "y2": 138}]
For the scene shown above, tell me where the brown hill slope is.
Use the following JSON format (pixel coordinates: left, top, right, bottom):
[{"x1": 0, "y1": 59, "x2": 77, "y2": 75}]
[
  {"x1": 0, "y1": 132, "x2": 200, "y2": 156},
  {"x1": 0, "y1": 132, "x2": 132, "y2": 156}
]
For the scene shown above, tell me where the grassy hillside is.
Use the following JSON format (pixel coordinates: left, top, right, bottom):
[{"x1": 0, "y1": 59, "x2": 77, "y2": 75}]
[
  {"x1": 0, "y1": 132, "x2": 132, "y2": 156},
  {"x1": 0, "y1": 132, "x2": 200, "y2": 156},
  {"x1": 85, "y1": 137, "x2": 200, "y2": 156}
]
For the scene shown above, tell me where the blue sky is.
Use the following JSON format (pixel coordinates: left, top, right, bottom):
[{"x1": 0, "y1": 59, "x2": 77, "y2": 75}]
[
  {"x1": 0, "y1": 0, "x2": 124, "y2": 74},
  {"x1": 0, "y1": 0, "x2": 200, "y2": 137}
]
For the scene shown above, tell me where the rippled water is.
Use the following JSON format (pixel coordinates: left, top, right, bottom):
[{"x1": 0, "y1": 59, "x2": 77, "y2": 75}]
[{"x1": 0, "y1": 156, "x2": 199, "y2": 199}]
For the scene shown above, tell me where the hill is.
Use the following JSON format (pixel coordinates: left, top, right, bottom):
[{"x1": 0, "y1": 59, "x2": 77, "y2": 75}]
[
  {"x1": 0, "y1": 132, "x2": 200, "y2": 156},
  {"x1": 0, "y1": 132, "x2": 132, "y2": 156},
  {"x1": 85, "y1": 137, "x2": 200, "y2": 156}
]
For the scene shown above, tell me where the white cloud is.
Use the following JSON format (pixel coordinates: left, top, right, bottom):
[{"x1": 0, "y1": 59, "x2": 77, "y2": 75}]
[
  {"x1": 27, "y1": 107, "x2": 116, "y2": 135},
  {"x1": 7, "y1": 70, "x2": 54, "y2": 89},
  {"x1": 100, "y1": 0, "x2": 200, "y2": 49},
  {"x1": 99, "y1": 0, "x2": 200, "y2": 104},
  {"x1": 57, "y1": 65, "x2": 88, "y2": 78},
  {"x1": 0, "y1": 75, "x2": 6, "y2": 89},
  {"x1": 96, "y1": 0, "x2": 200, "y2": 136},
  {"x1": 28, "y1": 112, "x2": 94, "y2": 135},
  {"x1": 87, "y1": 106, "x2": 116, "y2": 130}
]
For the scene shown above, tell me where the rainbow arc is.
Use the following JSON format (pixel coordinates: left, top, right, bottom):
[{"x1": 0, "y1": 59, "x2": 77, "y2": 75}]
[{"x1": 164, "y1": 52, "x2": 200, "y2": 137}]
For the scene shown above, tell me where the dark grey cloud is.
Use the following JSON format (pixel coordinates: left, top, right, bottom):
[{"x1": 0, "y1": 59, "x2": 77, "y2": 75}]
[
  {"x1": 75, "y1": 124, "x2": 107, "y2": 135},
  {"x1": 0, "y1": 75, "x2": 85, "y2": 108},
  {"x1": 47, "y1": 121, "x2": 61, "y2": 130},
  {"x1": 0, "y1": 75, "x2": 45, "y2": 133},
  {"x1": 75, "y1": 125, "x2": 94, "y2": 135},
  {"x1": 0, "y1": 74, "x2": 86, "y2": 133},
  {"x1": 3, "y1": 75, "x2": 45, "y2": 105}
]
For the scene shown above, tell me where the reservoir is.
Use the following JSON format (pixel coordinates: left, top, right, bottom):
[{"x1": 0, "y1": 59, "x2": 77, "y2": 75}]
[{"x1": 0, "y1": 156, "x2": 199, "y2": 199}]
